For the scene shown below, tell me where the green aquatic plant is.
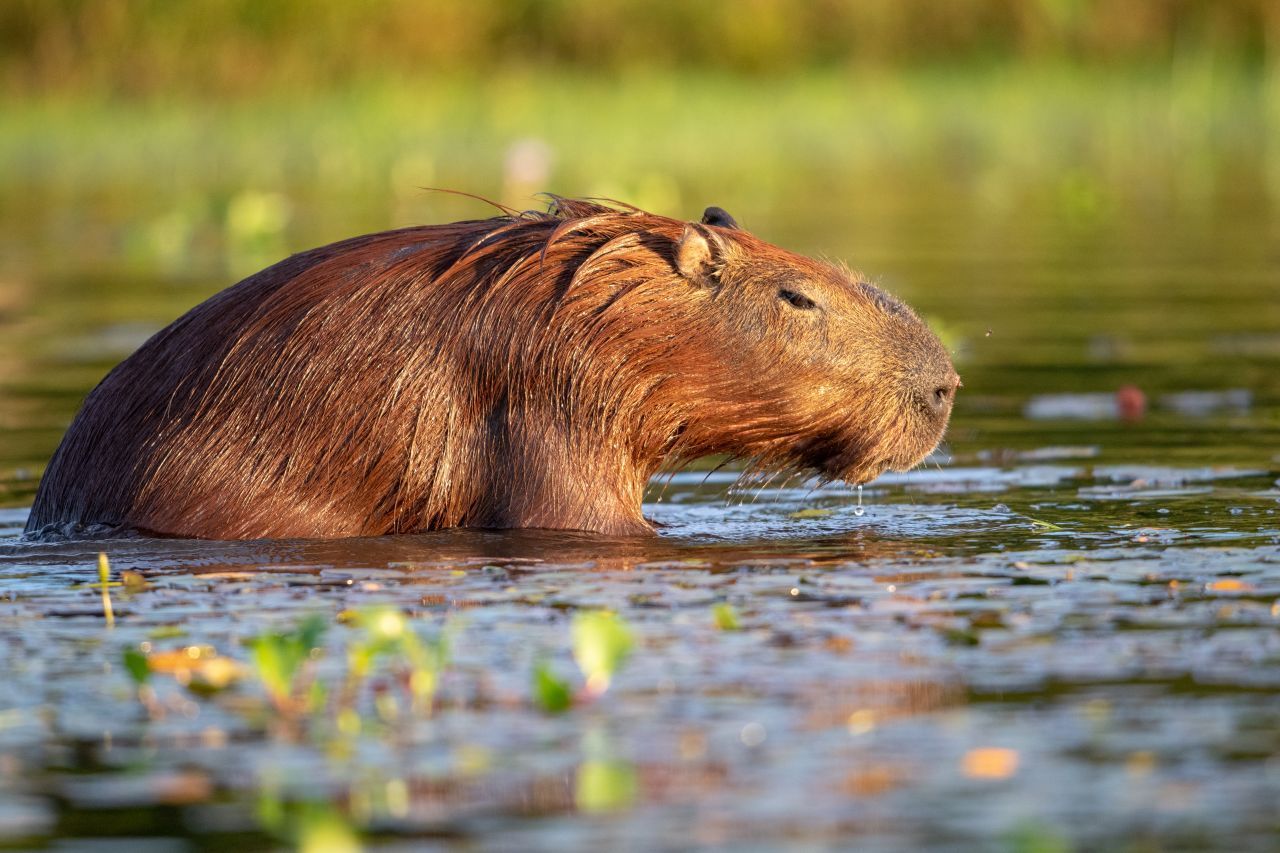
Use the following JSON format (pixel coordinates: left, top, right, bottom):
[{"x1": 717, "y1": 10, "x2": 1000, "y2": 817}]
[
  {"x1": 296, "y1": 804, "x2": 362, "y2": 853},
  {"x1": 246, "y1": 613, "x2": 328, "y2": 714},
  {"x1": 95, "y1": 552, "x2": 115, "y2": 628},
  {"x1": 122, "y1": 646, "x2": 150, "y2": 685},
  {"x1": 120, "y1": 644, "x2": 173, "y2": 719},
  {"x1": 1006, "y1": 819, "x2": 1071, "y2": 853},
  {"x1": 257, "y1": 789, "x2": 363, "y2": 853},
  {"x1": 530, "y1": 612, "x2": 637, "y2": 711},
  {"x1": 712, "y1": 602, "x2": 742, "y2": 631},
  {"x1": 575, "y1": 758, "x2": 638, "y2": 814},
  {"x1": 342, "y1": 606, "x2": 450, "y2": 715},
  {"x1": 531, "y1": 659, "x2": 573, "y2": 714},
  {"x1": 572, "y1": 611, "x2": 635, "y2": 697}
]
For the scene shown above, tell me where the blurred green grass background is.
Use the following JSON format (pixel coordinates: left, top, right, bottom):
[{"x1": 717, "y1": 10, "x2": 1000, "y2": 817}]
[
  {"x1": 4, "y1": 1, "x2": 1278, "y2": 93},
  {"x1": 2, "y1": 0, "x2": 1277, "y2": 267}
]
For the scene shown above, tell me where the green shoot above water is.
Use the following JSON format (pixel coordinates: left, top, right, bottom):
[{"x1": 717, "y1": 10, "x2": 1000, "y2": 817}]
[
  {"x1": 571, "y1": 611, "x2": 635, "y2": 697},
  {"x1": 712, "y1": 602, "x2": 742, "y2": 631},
  {"x1": 246, "y1": 614, "x2": 327, "y2": 714},
  {"x1": 96, "y1": 552, "x2": 115, "y2": 628},
  {"x1": 532, "y1": 660, "x2": 573, "y2": 714}
]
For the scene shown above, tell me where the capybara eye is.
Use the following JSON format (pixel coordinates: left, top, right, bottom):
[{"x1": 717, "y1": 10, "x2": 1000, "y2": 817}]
[{"x1": 778, "y1": 288, "x2": 818, "y2": 311}]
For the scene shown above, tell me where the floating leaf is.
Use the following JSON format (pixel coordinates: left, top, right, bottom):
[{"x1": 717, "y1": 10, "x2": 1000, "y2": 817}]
[{"x1": 788, "y1": 508, "x2": 833, "y2": 519}]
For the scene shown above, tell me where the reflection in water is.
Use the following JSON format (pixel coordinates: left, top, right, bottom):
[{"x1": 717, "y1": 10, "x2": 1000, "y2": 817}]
[{"x1": 7, "y1": 523, "x2": 914, "y2": 577}]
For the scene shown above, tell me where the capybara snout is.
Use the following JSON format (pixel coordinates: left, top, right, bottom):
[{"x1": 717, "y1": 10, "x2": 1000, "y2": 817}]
[{"x1": 26, "y1": 197, "x2": 956, "y2": 540}]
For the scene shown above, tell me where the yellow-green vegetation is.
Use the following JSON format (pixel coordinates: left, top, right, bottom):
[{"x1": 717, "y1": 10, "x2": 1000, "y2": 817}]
[
  {"x1": 342, "y1": 606, "x2": 449, "y2": 714},
  {"x1": 115, "y1": 595, "x2": 642, "y2": 845},
  {"x1": 532, "y1": 611, "x2": 637, "y2": 713},
  {"x1": 123, "y1": 604, "x2": 453, "y2": 735},
  {"x1": 574, "y1": 727, "x2": 639, "y2": 814},
  {"x1": 257, "y1": 796, "x2": 363, "y2": 853},
  {"x1": 5, "y1": 67, "x2": 1274, "y2": 218},
  {"x1": 712, "y1": 601, "x2": 741, "y2": 631},
  {"x1": 246, "y1": 614, "x2": 329, "y2": 715},
  {"x1": 3, "y1": 0, "x2": 1275, "y2": 96},
  {"x1": 571, "y1": 610, "x2": 635, "y2": 696},
  {"x1": 4, "y1": 1, "x2": 1277, "y2": 250},
  {"x1": 531, "y1": 659, "x2": 573, "y2": 714},
  {"x1": 575, "y1": 758, "x2": 638, "y2": 814},
  {"x1": 3, "y1": 5, "x2": 1277, "y2": 285},
  {"x1": 95, "y1": 552, "x2": 115, "y2": 627},
  {"x1": 294, "y1": 806, "x2": 363, "y2": 853},
  {"x1": 122, "y1": 646, "x2": 149, "y2": 685}
]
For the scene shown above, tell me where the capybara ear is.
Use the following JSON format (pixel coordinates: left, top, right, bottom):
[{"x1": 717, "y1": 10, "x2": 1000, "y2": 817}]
[
  {"x1": 675, "y1": 223, "x2": 727, "y2": 287},
  {"x1": 700, "y1": 206, "x2": 739, "y2": 229}
]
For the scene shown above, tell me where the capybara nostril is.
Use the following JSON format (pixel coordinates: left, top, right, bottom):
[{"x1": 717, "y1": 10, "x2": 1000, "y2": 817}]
[{"x1": 936, "y1": 376, "x2": 960, "y2": 405}]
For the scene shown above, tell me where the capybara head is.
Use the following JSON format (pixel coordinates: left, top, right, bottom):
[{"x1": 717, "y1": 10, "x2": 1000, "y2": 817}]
[
  {"x1": 26, "y1": 196, "x2": 957, "y2": 540},
  {"x1": 664, "y1": 210, "x2": 959, "y2": 487}
]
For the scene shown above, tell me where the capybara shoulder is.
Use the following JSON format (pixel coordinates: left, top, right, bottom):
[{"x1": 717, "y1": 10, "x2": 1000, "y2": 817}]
[{"x1": 25, "y1": 198, "x2": 957, "y2": 540}]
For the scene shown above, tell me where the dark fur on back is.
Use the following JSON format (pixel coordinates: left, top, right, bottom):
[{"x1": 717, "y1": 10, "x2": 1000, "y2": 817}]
[{"x1": 26, "y1": 198, "x2": 957, "y2": 539}]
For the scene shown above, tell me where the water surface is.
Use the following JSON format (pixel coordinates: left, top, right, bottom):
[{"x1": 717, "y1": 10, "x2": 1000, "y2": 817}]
[{"x1": 1, "y1": 189, "x2": 1278, "y2": 849}]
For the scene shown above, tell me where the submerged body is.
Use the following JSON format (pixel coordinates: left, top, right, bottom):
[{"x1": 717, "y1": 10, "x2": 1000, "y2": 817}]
[{"x1": 26, "y1": 199, "x2": 958, "y2": 540}]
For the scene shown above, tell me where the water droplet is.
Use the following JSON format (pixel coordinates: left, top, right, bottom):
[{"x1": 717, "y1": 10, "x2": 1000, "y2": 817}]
[{"x1": 853, "y1": 484, "x2": 865, "y2": 517}]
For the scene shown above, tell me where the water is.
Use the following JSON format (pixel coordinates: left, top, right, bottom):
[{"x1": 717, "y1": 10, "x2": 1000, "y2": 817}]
[{"x1": 1, "y1": 189, "x2": 1279, "y2": 850}]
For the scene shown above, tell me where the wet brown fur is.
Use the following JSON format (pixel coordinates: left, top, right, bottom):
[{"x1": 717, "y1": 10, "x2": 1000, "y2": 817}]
[{"x1": 26, "y1": 198, "x2": 957, "y2": 540}]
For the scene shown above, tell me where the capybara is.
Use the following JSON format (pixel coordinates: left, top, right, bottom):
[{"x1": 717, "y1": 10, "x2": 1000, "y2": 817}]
[{"x1": 25, "y1": 197, "x2": 959, "y2": 540}]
